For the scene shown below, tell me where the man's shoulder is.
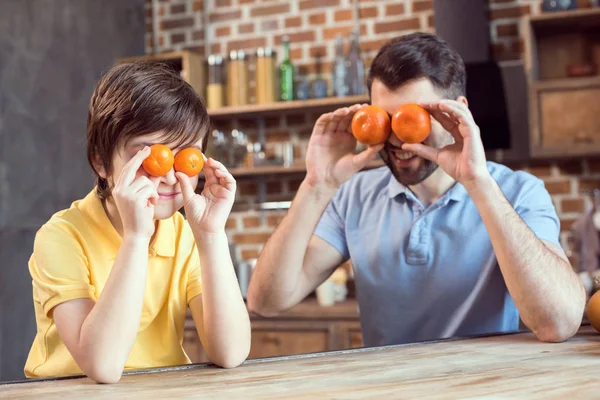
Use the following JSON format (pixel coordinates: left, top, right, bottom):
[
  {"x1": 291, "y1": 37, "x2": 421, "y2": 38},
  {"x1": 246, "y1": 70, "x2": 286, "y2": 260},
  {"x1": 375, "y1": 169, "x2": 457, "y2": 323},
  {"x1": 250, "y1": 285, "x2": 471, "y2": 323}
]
[
  {"x1": 337, "y1": 165, "x2": 392, "y2": 197},
  {"x1": 487, "y1": 161, "x2": 545, "y2": 191}
]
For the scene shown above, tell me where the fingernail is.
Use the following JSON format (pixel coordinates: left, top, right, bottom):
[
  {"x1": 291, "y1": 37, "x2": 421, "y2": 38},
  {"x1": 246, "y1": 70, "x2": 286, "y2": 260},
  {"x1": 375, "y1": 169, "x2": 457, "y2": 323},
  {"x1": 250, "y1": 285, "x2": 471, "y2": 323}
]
[{"x1": 143, "y1": 146, "x2": 149, "y2": 151}]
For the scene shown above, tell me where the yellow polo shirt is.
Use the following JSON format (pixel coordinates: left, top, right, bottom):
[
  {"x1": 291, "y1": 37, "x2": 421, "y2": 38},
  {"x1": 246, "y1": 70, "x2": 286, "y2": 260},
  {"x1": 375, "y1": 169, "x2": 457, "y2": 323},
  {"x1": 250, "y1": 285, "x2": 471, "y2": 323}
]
[{"x1": 24, "y1": 189, "x2": 203, "y2": 378}]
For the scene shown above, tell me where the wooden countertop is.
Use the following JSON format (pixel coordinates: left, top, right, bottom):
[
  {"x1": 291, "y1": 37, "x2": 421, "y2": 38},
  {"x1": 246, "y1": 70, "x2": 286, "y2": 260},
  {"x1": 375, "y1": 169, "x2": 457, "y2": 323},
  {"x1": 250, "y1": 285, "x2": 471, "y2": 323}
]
[{"x1": 3, "y1": 325, "x2": 600, "y2": 398}]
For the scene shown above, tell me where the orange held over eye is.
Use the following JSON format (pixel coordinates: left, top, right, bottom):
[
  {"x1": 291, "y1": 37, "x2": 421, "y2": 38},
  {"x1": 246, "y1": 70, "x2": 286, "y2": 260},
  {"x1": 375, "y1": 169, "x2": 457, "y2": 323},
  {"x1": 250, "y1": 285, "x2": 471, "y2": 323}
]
[
  {"x1": 391, "y1": 103, "x2": 431, "y2": 144},
  {"x1": 586, "y1": 290, "x2": 600, "y2": 333},
  {"x1": 351, "y1": 105, "x2": 391, "y2": 146},
  {"x1": 174, "y1": 148, "x2": 205, "y2": 177},
  {"x1": 142, "y1": 144, "x2": 175, "y2": 177}
]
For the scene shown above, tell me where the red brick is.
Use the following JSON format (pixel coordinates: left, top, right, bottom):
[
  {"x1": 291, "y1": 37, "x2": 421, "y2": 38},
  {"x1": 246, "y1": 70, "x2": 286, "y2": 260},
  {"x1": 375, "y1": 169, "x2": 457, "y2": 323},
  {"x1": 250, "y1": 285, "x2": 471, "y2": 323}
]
[
  {"x1": 243, "y1": 216, "x2": 261, "y2": 228},
  {"x1": 323, "y1": 25, "x2": 367, "y2": 40},
  {"x1": 334, "y1": 9, "x2": 353, "y2": 22},
  {"x1": 160, "y1": 17, "x2": 194, "y2": 30},
  {"x1": 290, "y1": 47, "x2": 303, "y2": 60},
  {"x1": 192, "y1": 1, "x2": 203, "y2": 11},
  {"x1": 210, "y1": 43, "x2": 221, "y2": 54},
  {"x1": 490, "y1": 5, "x2": 530, "y2": 20},
  {"x1": 170, "y1": 3, "x2": 186, "y2": 14},
  {"x1": 309, "y1": 13, "x2": 326, "y2": 25},
  {"x1": 360, "y1": 38, "x2": 390, "y2": 53},
  {"x1": 526, "y1": 165, "x2": 552, "y2": 178},
  {"x1": 310, "y1": 45, "x2": 327, "y2": 58},
  {"x1": 510, "y1": 39, "x2": 524, "y2": 53},
  {"x1": 215, "y1": 26, "x2": 231, "y2": 37},
  {"x1": 209, "y1": 10, "x2": 242, "y2": 22},
  {"x1": 374, "y1": 18, "x2": 421, "y2": 34},
  {"x1": 192, "y1": 29, "x2": 204, "y2": 41},
  {"x1": 299, "y1": 0, "x2": 340, "y2": 10},
  {"x1": 239, "y1": 0, "x2": 254, "y2": 3},
  {"x1": 238, "y1": 23, "x2": 255, "y2": 34},
  {"x1": 261, "y1": 19, "x2": 279, "y2": 31},
  {"x1": 225, "y1": 218, "x2": 238, "y2": 230},
  {"x1": 216, "y1": 0, "x2": 232, "y2": 6},
  {"x1": 562, "y1": 198, "x2": 585, "y2": 213},
  {"x1": 359, "y1": 6, "x2": 378, "y2": 18},
  {"x1": 241, "y1": 249, "x2": 260, "y2": 260},
  {"x1": 145, "y1": 7, "x2": 153, "y2": 18},
  {"x1": 557, "y1": 161, "x2": 584, "y2": 176},
  {"x1": 412, "y1": 0, "x2": 433, "y2": 12},
  {"x1": 158, "y1": 5, "x2": 166, "y2": 17},
  {"x1": 275, "y1": 31, "x2": 316, "y2": 45},
  {"x1": 298, "y1": 61, "x2": 332, "y2": 75},
  {"x1": 251, "y1": 4, "x2": 290, "y2": 17},
  {"x1": 267, "y1": 215, "x2": 285, "y2": 227},
  {"x1": 428, "y1": 14, "x2": 435, "y2": 28},
  {"x1": 496, "y1": 23, "x2": 518, "y2": 37},
  {"x1": 146, "y1": 22, "x2": 153, "y2": 34},
  {"x1": 285, "y1": 17, "x2": 302, "y2": 28},
  {"x1": 171, "y1": 32, "x2": 185, "y2": 44},
  {"x1": 579, "y1": 179, "x2": 600, "y2": 192},
  {"x1": 544, "y1": 180, "x2": 572, "y2": 195},
  {"x1": 560, "y1": 218, "x2": 577, "y2": 232},
  {"x1": 227, "y1": 37, "x2": 267, "y2": 52},
  {"x1": 232, "y1": 233, "x2": 271, "y2": 245}
]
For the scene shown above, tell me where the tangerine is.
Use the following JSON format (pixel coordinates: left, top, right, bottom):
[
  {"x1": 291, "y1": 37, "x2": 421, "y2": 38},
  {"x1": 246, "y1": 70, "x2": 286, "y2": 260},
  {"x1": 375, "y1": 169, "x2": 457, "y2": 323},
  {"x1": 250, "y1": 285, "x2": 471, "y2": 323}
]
[
  {"x1": 142, "y1": 144, "x2": 174, "y2": 177},
  {"x1": 391, "y1": 103, "x2": 431, "y2": 144},
  {"x1": 587, "y1": 290, "x2": 600, "y2": 333},
  {"x1": 351, "y1": 105, "x2": 391, "y2": 146},
  {"x1": 174, "y1": 148, "x2": 205, "y2": 177}
]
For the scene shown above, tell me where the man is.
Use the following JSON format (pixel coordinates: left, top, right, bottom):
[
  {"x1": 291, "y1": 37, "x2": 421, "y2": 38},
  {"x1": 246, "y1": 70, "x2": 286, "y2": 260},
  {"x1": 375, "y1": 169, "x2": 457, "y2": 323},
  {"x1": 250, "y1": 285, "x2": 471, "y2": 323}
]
[{"x1": 247, "y1": 32, "x2": 585, "y2": 347}]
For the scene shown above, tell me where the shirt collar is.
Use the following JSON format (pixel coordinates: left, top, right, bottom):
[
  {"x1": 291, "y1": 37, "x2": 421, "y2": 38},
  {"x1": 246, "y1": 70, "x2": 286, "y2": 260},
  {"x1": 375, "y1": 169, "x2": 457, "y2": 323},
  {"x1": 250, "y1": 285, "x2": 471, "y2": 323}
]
[
  {"x1": 386, "y1": 173, "x2": 468, "y2": 204},
  {"x1": 79, "y1": 188, "x2": 175, "y2": 257}
]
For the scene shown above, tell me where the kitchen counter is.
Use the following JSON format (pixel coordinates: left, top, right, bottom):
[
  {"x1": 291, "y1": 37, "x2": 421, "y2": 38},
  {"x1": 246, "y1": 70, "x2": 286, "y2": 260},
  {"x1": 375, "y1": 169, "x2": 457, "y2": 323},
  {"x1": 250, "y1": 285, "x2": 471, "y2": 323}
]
[{"x1": 3, "y1": 326, "x2": 599, "y2": 399}]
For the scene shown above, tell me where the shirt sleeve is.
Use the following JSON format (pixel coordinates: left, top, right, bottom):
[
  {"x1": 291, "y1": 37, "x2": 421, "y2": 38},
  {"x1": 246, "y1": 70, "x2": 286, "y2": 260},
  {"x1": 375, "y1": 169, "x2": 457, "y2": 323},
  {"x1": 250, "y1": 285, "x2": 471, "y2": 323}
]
[
  {"x1": 29, "y1": 222, "x2": 96, "y2": 317},
  {"x1": 515, "y1": 176, "x2": 562, "y2": 248},
  {"x1": 314, "y1": 193, "x2": 350, "y2": 259},
  {"x1": 186, "y1": 243, "x2": 203, "y2": 304}
]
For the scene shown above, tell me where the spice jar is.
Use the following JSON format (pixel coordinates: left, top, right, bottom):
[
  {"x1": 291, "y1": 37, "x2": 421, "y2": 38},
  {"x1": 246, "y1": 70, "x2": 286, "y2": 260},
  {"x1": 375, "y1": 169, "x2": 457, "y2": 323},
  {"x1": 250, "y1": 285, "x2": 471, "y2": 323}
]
[
  {"x1": 227, "y1": 50, "x2": 249, "y2": 106},
  {"x1": 256, "y1": 47, "x2": 276, "y2": 104},
  {"x1": 206, "y1": 54, "x2": 224, "y2": 109}
]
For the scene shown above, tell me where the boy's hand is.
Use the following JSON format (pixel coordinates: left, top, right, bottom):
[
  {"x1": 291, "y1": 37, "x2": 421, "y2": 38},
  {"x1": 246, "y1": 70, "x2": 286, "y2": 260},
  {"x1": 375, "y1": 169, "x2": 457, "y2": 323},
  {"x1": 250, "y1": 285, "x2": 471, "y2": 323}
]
[
  {"x1": 305, "y1": 104, "x2": 383, "y2": 192},
  {"x1": 177, "y1": 157, "x2": 236, "y2": 234},
  {"x1": 112, "y1": 146, "x2": 159, "y2": 240}
]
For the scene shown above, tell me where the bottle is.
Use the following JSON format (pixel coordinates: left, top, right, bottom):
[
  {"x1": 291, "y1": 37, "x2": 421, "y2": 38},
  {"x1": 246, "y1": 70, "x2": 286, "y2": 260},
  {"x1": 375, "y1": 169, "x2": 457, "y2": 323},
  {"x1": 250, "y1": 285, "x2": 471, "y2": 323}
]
[
  {"x1": 206, "y1": 54, "x2": 224, "y2": 109},
  {"x1": 279, "y1": 36, "x2": 295, "y2": 101},
  {"x1": 332, "y1": 34, "x2": 348, "y2": 98},
  {"x1": 346, "y1": 29, "x2": 365, "y2": 96},
  {"x1": 256, "y1": 47, "x2": 276, "y2": 104},
  {"x1": 227, "y1": 50, "x2": 249, "y2": 106}
]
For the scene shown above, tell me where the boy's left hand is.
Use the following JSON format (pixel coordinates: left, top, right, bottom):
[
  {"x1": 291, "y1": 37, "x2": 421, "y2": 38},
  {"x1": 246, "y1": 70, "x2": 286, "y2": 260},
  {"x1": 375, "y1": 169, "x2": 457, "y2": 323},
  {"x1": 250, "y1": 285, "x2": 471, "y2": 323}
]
[
  {"x1": 177, "y1": 157, "x2": 236, "y2": 234},
  {"x1": 401, "y1": 99, "x2": 491, "y2": 190}
]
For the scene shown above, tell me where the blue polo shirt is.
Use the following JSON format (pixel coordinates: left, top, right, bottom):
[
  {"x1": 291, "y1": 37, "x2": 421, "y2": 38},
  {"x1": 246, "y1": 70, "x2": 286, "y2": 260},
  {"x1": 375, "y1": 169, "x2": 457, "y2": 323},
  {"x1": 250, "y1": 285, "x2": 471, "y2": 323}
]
[{"x1": 314, "y1": 161, "x2": 561, "y2": 347}]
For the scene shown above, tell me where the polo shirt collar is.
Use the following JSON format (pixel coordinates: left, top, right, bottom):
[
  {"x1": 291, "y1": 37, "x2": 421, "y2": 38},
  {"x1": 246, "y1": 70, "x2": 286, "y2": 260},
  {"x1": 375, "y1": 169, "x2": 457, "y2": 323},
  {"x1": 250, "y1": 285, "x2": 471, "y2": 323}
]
[
  {"x1": 79, "y1": 188, "x2": 175, "y2": 257},
  {"x1": 386, "y1": 173, "x2": 468, "y2": 204}
]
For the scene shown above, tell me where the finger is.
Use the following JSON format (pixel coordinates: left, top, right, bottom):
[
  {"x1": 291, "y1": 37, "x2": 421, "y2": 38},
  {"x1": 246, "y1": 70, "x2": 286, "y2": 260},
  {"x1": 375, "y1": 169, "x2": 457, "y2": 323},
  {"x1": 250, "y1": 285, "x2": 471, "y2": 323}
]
[
  {"x1": 426, "y1": 108, "x2": 462, "y2": 143},
  {"x1": 401, "y1": 143, "x2": 439, "y2": 163},
  {"x1": 176, "y1": 172, "x2": 196, "y2": 203},
  {"x1": 339, "y1": 104, "x2": 364, "y2": 134},
  {"x1": 129, "y1": 176, "x2": 153, "y2": 192},
  {"x1": 313, "y1": 112, "x2": 335, "y2": 136},
  {"x1": 214, "y1": 168, "x2": 236, "y2": 192},
  {"x1": 352, "y1": 144, "x2": 384, "y2": 170},
  {"x1": 436, "y1": 101, "x2": 478, "y2": 139},
  {"x1": 324, "y1": 107, "x2": 350, "y2": 133},
  {"x1": 117, "y1": 146, "x2": 151, "y2": 187},
  {"x1": 137, "y1": 184, "x2": 159, "y2": 207}
]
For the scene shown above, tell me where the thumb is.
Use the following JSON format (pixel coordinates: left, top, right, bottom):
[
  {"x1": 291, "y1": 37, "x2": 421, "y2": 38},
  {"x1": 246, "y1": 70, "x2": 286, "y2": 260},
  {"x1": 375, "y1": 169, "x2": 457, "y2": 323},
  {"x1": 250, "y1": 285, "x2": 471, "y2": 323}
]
[
  {"x1": 401, "y1": 143, "x2": 438, "y2": 163},
  {"x1": 352, "y1": 144, "x2": 384, "y2": 169},
  {"x1": 176, "y1": 172, "x2": 196, "y2": 202}
]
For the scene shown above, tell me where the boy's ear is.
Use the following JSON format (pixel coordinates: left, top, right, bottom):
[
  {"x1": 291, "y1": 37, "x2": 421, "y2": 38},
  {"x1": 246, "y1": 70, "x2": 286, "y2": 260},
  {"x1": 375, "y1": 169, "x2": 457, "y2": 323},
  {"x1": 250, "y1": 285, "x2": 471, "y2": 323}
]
[
  {"x1": 92, "y1": 154, "x2": 107, "y2": 179},
  {"x1": 456, "y1": 95, "x2": 469, "y2": 108}
]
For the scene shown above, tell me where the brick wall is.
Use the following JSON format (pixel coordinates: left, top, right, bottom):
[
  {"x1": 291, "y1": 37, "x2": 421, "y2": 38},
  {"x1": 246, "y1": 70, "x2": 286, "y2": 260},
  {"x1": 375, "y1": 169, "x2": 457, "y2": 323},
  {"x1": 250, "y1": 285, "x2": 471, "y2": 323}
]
[{"x1": 145, "y1": 0, "x2": 598, "y2": 267}]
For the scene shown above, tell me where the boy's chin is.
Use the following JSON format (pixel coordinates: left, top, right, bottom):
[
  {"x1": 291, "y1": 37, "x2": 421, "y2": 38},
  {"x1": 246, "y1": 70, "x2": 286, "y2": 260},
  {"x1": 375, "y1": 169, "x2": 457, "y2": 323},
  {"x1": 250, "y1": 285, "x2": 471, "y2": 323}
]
[{"x1": 153, "y1": 202, "x2": 183, "y2": 220}]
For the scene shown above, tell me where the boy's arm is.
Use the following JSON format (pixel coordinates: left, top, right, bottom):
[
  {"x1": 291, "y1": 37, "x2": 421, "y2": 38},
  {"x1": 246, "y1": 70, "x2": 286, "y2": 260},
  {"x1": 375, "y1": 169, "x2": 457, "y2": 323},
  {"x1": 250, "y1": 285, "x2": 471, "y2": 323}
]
[
  {"x1": 53, "y1": 147, "x2": 158, "y2": 383},
  {"x1": 188, "y1": 231, "x2": 250, "y2": 368}
]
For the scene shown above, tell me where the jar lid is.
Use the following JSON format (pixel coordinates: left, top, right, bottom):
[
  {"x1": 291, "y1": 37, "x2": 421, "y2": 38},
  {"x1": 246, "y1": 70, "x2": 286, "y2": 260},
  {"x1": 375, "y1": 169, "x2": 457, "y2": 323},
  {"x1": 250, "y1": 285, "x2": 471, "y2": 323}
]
[
  {"x1": 208, "y1": 54, "x2": 223, "y2": 65},
  {"x1": 257, "y1": 47, "x2": 275, "y2": 57}
]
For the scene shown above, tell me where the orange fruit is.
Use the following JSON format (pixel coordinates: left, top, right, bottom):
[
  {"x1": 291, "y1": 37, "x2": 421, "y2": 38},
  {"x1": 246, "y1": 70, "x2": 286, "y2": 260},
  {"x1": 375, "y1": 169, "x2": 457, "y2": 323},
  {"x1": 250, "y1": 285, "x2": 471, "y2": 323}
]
[
  {"x1": 142, "y1": 144, "x2": 174, "y2": 177},
  {"x1": 174, "y1": 148, "x2": 205, "y2": 177},
  {"x1": 351, "y1": 105, "x2": 391, "y2": 145},
  {"x1": 391, "y1": 103, "x2": 431, "y2": 144},
  {"x1": 587, "y1": 291, "x2": 600, "y2": 332}
]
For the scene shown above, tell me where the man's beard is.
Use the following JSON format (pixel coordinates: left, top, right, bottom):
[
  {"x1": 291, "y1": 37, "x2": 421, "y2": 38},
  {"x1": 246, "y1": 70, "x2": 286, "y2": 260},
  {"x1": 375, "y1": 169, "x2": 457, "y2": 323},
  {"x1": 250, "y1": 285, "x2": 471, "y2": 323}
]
[{"x1": 379, "y1": 147, "x2": 439, "y2": 186}]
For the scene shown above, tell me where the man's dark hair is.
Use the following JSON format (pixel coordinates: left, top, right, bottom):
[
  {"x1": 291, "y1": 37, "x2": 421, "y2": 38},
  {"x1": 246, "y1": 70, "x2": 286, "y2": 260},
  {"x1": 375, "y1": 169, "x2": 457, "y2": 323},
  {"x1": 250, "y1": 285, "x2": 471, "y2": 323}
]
[
  {"x1": 86, "y1": 61, "x2": 210, "y2": 200},
  {"x1": 367, "y1": 32, "x2": 466, "y2": 99}
]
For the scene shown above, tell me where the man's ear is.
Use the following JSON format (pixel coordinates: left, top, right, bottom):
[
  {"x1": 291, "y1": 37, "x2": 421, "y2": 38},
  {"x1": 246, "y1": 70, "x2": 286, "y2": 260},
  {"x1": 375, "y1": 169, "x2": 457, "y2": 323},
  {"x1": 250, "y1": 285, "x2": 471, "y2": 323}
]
[
  {"x1": 92, "y1": 154, "x2": 107, "y2": 179},
  {"x1": 456, "y1": 95, "x2": 469, "y2": 108}
]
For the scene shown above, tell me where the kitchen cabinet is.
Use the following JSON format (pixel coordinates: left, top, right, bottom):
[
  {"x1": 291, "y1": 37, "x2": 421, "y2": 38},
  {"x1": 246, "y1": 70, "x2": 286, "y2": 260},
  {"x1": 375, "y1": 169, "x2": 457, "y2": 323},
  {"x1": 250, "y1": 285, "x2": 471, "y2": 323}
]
[
  {"x1": 523, "y1": 8, "x2": 600, "y2": 158},
  {"x1": 183, "y1": 298, "x2": 362, "y2": 363}
]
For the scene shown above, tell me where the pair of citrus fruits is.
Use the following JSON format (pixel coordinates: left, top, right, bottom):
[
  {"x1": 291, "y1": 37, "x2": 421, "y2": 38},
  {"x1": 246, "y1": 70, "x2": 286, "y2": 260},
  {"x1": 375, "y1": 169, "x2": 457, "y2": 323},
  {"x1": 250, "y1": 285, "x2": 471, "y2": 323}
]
[
  {"x1": 351, "y1": 103, "x2": 431, "y2": 146},
  {"x1": 142, "y1": 145, "x2": 204, "y2": 178}
]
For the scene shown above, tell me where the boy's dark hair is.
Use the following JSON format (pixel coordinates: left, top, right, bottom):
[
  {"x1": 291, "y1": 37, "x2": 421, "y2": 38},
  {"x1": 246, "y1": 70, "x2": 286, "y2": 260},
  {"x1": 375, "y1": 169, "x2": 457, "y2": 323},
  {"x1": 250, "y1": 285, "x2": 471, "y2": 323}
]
[
  {"x1": 367, "y1": 32, "x2": 466, "y2": 99},
  {"x1": 86, "y1": 61, "x2": 210, "y2": 200}
]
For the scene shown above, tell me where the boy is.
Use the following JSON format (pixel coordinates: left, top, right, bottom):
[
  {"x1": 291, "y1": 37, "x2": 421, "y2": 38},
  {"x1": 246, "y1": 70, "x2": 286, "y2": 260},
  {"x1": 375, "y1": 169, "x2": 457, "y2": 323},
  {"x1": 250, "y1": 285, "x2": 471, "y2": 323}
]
[{"x1": 24, "y1": 62, "x2": 250, "y2": 383}]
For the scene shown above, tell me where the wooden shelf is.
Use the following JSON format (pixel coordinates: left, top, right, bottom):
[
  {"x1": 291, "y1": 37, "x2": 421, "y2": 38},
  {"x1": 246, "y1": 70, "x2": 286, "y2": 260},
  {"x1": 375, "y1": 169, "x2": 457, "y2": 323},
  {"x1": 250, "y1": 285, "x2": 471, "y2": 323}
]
[
  {"x1": 532, "y1": 75, "x2": 600, "y2": 90},
  {"x1": 199, "y1": 159, "x2": 385, "y2": 179},
  {"x1": 529, "y1": 7, "x2": 600, "y2": 30},
  {"x1": 207, "y1": 95, "x2": 370, "y2": 119}
]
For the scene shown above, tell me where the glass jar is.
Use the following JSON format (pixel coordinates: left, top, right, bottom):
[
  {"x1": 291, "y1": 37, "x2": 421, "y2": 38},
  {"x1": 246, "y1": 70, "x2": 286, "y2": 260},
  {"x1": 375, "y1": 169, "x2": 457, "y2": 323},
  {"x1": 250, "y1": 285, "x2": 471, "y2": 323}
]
[
  {"x1": 256, "y1": 47, "x2": 276, "y2": 104},
  {"x1": 206, "y1": 54, "x2": 224, "y2": 109},
  {"x1": 227, "y1": 50, "x2": 249, "y2": 106}
]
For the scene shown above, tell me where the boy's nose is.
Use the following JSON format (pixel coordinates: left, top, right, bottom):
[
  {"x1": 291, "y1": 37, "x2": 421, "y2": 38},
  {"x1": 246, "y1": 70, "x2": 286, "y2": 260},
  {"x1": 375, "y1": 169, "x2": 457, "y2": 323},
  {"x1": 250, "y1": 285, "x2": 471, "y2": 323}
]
[{"x1": 161, "y1": 167, "x2": 178, "y2": 185}]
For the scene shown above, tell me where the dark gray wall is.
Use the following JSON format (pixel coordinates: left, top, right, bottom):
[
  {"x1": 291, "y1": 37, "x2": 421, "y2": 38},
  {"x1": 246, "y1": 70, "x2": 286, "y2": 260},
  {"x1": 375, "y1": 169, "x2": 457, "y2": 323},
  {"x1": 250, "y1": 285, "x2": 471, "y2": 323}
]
[{"x1": 0, "y1": 0, "x2": 145, "y2": 382}]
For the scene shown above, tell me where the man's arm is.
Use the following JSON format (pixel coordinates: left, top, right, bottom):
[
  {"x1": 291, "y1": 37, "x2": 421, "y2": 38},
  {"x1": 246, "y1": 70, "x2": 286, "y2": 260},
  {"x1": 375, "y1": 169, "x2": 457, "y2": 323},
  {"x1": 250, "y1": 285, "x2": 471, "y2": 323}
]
[{"x1": 468, "y1": 177, "x2": 586, "y2": 342}]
